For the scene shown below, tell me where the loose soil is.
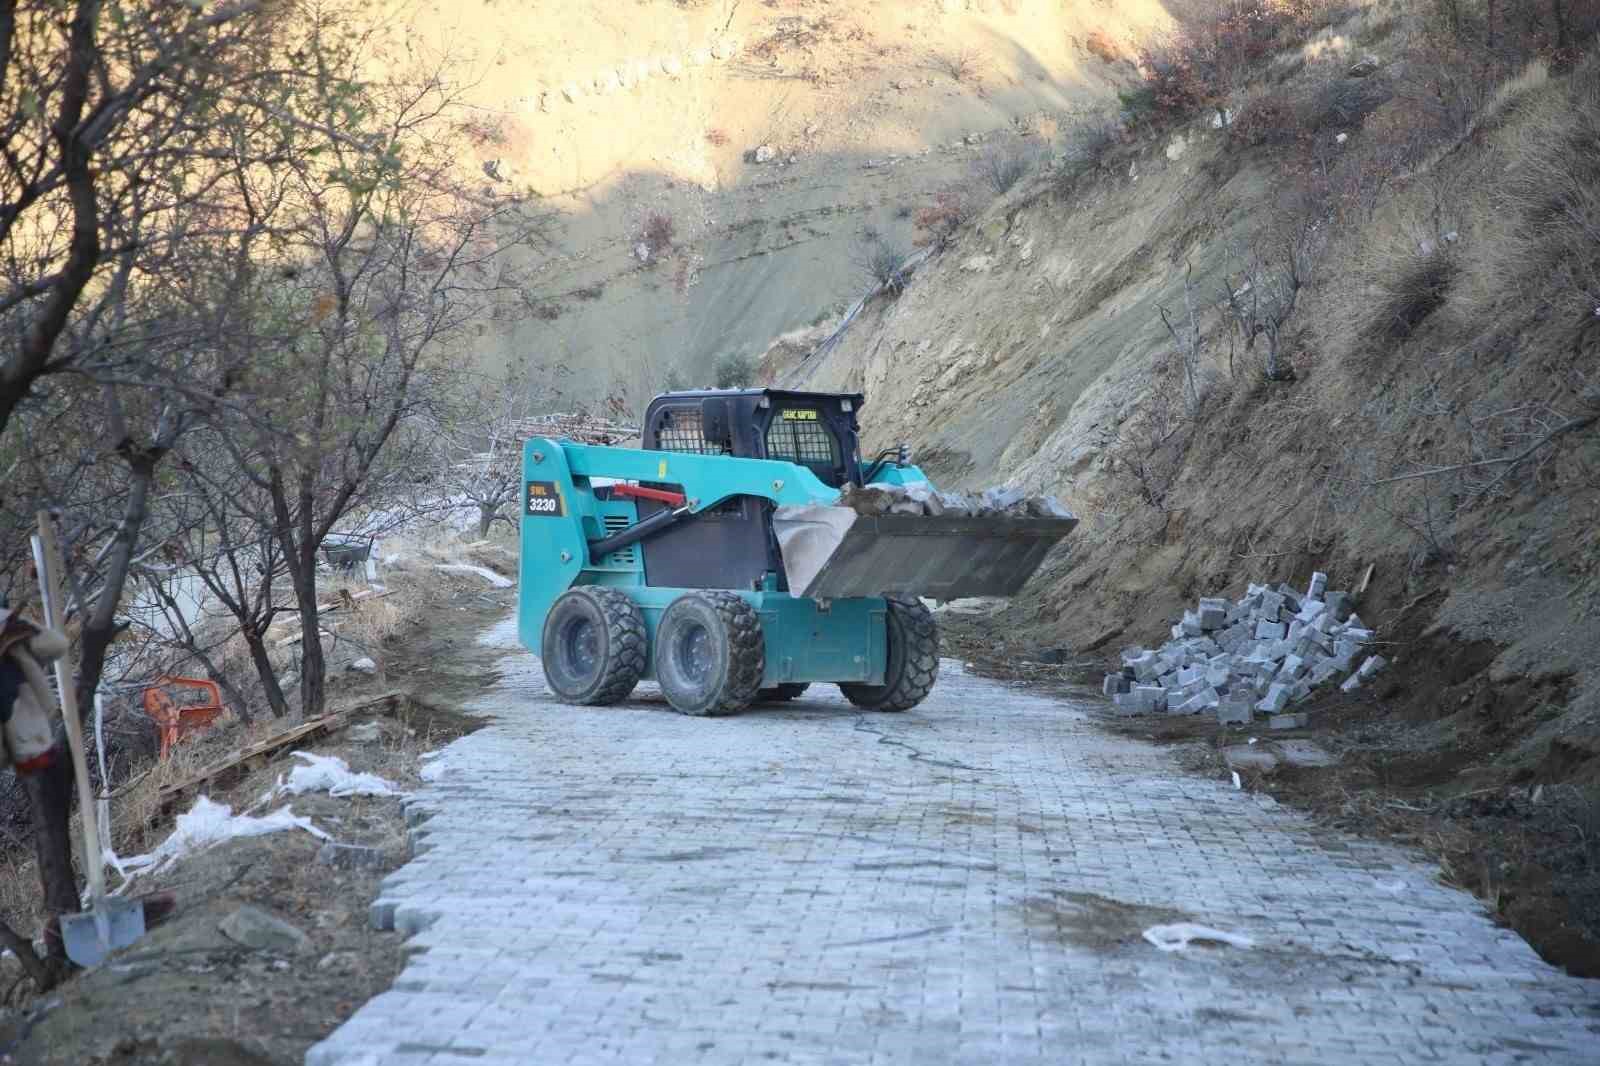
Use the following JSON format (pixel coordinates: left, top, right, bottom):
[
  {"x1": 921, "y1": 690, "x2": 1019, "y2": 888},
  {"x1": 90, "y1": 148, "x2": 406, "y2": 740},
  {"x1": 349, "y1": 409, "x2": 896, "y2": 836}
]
[
  {"x1": 0, "y1": 580, "x2": 517, "y2": 1065},
  {"x1": 940, "y1": 599, "x2": 1600, "y2": 980}
]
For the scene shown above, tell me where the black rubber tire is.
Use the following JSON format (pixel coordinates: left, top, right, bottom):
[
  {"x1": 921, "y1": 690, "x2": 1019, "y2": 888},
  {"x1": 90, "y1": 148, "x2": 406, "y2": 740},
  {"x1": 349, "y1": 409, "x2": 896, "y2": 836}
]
[
  {"x1": 655, "y1": 592, "x2": 765, "y2": 716},
  {"x1": 540, "y1": 586, "x2": 646, "y2": 705},
  {"x1": 839, "y1": 595, "x2": 939, "y2": 712},
  {"x1": 758, "y1": 682, "x2": 811, "y2": 703}
]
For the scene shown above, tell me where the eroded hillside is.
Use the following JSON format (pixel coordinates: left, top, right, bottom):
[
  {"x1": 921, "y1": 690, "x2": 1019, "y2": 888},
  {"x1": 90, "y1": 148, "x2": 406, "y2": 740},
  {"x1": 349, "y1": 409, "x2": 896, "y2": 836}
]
[
  {"x1": 404, "y1": 0, "x2": 1193, "y2": 406},
  {"x1": 787, "y1": 0, "x2": 1600, "y2": 971}
]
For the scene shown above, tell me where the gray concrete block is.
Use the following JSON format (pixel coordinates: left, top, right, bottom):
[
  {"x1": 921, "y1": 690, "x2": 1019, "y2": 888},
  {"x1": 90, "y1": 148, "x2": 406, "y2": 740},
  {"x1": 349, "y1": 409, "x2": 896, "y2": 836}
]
[
  {"x1": 1269, "y1": 712, "x2": 1309, "y2": 730},
  {"x1": 1132, "y1": 685, "x2": 1167, "y2": 713},
  {"x1": 370, "y1": 898, "x2": 398, "y2": 931},
  {"x1": 1216, "y1": 697, "x2": 1252, "y2": 726},
  {"x1": 1255, "y1": 619, "x2": 1287, "y2": 641},
  {"x1": 1308, "y1": 660, "x2": 1342, "y2": 687},
  {"x1": 1103, "y1": 674, "x2": 1130, "y2": 697},
  {"x1": 1256, "y1": 683, "x2": 1291, "y2": 714},
  {"x1": 1324, "y1": 590, "x2": 1354, "y2": 622},
  {"x1": 1307, "y1": 571, "x2": 1328, "y2": 600},
  {"x1": 1339, "y1": 654, "x2": 1388, "y2": 693},
  {"x1": 1130, "y1": 651, "x2": 1161, "y2": 681}
]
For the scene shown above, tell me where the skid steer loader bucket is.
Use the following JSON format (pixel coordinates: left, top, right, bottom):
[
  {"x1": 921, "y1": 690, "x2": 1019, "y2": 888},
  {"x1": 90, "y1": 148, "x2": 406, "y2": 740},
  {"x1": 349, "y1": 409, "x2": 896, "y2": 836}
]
[{"x1": 773, "y1": 506, "x2": 1077, "y2": 601}]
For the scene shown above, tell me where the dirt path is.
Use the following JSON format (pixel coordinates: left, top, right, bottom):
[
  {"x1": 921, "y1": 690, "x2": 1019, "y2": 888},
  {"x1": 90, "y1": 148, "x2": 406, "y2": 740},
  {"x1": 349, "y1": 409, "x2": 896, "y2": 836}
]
[{"x1": 309, "y1": 620, "x2": 1598, "y2": 1065}]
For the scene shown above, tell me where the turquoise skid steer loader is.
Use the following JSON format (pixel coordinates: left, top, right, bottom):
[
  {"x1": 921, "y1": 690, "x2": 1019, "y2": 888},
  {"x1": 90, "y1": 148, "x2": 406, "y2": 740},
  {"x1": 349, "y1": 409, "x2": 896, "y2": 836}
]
[{"x1": 517, "y1": 389, "x2": 1076, "y2": 715}]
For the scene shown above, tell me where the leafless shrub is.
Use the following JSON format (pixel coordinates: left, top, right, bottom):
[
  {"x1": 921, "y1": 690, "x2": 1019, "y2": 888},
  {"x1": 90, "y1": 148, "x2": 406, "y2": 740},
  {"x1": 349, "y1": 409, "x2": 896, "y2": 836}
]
[
  {"x1": 1058, "y1": 114, "x2": 1122, "y2": 173},
  {"x1": 641, "y1": 212, "x2": 676, "y2": 259},
  {"x1": 850, "y1": 235, "x2": 908, "y2": 294},
  {"x1": 1159, "y1": 264, "x2": 1211, "y2": 417},
  {"x1": 913, "y1": 184, "x2": 976, "y2": 247},
  {"x1": 714, "y1": 351, "x2": 756, "y2": 388},
  {"x1": 933, "y1": 46, "x2": 983, "y2": 83},
  {"x1": 1298, "y1": 73, "x2": 1393, "y2": 135},
  {"x1": 975, "y1": 139, "x2": 1041, "y2": 195},
  {"x1": 1220, "y1": 221, "x2": 1320, "y2": 381},
  {"x1": 1105, "y1": 357, "x2": 1196, "y2": 514}
]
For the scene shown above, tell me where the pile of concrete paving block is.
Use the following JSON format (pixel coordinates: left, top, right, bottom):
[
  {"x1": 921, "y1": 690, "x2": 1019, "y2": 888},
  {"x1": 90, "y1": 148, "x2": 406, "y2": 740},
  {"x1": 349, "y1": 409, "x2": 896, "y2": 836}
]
[
  {"x1": 1103, "y1": 571, "x2": 1387, "y2": 729},
  {"x1": 838, "y1": 481, "x2": 1076, "y2": 520}
]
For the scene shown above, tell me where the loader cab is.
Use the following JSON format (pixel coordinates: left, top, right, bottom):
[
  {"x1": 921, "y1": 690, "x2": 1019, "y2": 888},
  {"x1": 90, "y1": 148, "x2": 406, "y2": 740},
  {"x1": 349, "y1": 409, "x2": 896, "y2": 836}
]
[
  {"x1": 632, "y1": 389, "x2": 865, "y2": 591},
  {"x1": 641, "y1": 389, "x2": 864, "y2": 487}
]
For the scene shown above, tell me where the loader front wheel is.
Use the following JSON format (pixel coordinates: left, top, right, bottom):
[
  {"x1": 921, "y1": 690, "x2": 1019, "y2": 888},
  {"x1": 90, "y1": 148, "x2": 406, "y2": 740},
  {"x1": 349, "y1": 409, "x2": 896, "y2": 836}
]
[
  {"x1": 656, "y1": 592, "x2": 765, "y2": 716},
  {"x1": 839, "y1": 595, "x2": 939, "y2": 712},
  {"x1": 541, "y1": 586, "x2": 646, "y2": 705}
]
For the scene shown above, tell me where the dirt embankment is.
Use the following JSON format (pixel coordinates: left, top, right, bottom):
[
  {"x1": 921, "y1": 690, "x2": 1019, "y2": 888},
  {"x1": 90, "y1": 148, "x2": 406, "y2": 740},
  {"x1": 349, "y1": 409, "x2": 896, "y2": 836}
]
[
  {"x1": 0, "y1": 578, "x2": 516, "y2": 1065},
  {"x1": 802, "y1": 4, "x2": 1600, "y2": 976},
  {"x1": 405, "y1": 0, "x2": 1192, "y2": 404}
]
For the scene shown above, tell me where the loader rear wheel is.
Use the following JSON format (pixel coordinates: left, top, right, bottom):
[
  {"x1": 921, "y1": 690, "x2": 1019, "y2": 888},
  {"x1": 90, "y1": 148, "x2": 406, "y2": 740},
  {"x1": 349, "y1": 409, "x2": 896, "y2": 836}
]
[
  {"x1": 541, "y1": 586, "x2": 646, "y2": 705},
  {"x1": 759, "y1": 682, "x2": 811, "y2": 703},
  {"x1": 656, "y1": 592, "x2": 765, "y2": 716},
  {"x1": 839, "y1": 595, "x2": 939, "y2": 712}
]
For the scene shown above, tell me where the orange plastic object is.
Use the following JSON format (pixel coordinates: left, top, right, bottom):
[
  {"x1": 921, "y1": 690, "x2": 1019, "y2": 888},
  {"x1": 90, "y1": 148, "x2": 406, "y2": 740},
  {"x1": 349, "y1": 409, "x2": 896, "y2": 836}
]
[{"x1": 142, "y1": 677, "x2": 226, "y2": 760}]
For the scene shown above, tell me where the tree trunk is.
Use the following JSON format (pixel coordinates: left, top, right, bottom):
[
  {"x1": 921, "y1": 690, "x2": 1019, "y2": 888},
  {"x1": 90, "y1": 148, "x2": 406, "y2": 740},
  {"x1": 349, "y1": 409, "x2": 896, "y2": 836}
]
[
  {"x1": 243, "y1": 630, "x2": 290, "y2": 719},
  {"x1": 21, "y1": 757, "x2": 79, "y2": 969},
  {"x1": 290, "y1": 561, "x2": 325, "y2": 719},
  {"x1": 477, "y1": 504, "x2": 496, "y2": 539}
]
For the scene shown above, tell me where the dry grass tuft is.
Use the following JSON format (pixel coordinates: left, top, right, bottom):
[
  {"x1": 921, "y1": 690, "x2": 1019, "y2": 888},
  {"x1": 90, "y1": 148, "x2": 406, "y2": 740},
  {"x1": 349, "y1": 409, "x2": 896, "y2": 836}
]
[{"x1": 932, "y1": 46, "x2": 982, "y2": 84}]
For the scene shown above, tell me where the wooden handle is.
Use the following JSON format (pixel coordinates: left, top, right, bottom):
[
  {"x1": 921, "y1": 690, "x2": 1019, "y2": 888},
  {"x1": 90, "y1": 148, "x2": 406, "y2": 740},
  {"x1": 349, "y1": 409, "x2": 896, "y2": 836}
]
[{"x1": 34, "y1": 511, "x2": 107, "y2": 905}]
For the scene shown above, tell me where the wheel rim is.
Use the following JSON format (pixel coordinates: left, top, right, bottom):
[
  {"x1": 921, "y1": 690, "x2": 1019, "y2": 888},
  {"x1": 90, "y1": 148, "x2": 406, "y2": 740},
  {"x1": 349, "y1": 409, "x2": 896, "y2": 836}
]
[
  {"x1": 675, "y1": 621, "x2": 714, "y2": 685},
  {"x1": 562, "y1": 616, "x2": 600, "y2": 679}
]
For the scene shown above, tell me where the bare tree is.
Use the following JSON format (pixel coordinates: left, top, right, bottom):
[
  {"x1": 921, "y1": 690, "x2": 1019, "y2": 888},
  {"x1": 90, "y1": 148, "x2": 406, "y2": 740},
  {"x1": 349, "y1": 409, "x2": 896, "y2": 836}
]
[
  {"x1": 1219, "y1": 223, "x2": 1318, "y2": 383},
  {"x1": 0, "y1": 0, "x2": 489, "y2": 982},
  {"x1": 435, "y1": 361, "x2": 538, "y2": 540},
  {"x1": 1158, "y1": 263, "x2": 1207, "y2": 415},
  {"x1": 212, "y1": 41, "x2": 537, "y2": 719}
]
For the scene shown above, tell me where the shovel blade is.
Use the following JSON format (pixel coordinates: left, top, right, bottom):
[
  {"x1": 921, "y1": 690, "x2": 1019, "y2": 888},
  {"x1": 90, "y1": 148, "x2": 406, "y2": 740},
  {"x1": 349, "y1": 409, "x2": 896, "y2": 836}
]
[
  {"x1": 774, "y1": 507, "x2": 1078, "y2": 600},
  {"x1": 61, "y1": 899, "x2": 145, "y2": 968}
]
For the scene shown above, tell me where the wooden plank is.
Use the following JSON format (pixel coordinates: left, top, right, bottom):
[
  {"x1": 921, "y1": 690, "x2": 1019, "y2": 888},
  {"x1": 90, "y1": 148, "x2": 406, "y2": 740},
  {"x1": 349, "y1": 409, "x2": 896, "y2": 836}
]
[{"x1": 1357, "y1": 563, "x2": 1375, "y2": 595}]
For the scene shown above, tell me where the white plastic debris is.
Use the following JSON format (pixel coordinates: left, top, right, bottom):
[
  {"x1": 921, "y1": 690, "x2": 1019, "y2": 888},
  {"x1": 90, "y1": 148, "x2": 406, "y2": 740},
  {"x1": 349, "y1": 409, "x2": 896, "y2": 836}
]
[
  {"x1": 276, "y1": 751, "x2": 400, "y2": 798},
  {"x1": 1142, "y1": 923, "x2": 1255, "y2": 952},
  {"x1": 1231, "y1": 771, "x2": 1242, "y2": 790},
  {"x1": 119, "y1": 796, "x2": 328, "y2": 880},
  {"x1": 433, "y1": 563, "x2": 513, "y2": 588}
]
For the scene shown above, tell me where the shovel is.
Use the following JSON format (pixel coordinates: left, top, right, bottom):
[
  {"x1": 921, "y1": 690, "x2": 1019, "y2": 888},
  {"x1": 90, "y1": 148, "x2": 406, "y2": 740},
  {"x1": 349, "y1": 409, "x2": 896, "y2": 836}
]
[{"x1": 32, "y1": 511, "x2": 145, "y2": 966}]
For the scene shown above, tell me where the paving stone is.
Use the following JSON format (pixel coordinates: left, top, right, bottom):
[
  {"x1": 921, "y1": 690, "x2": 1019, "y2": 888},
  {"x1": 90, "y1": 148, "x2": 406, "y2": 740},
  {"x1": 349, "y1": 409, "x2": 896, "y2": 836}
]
[
  {"x1": 1269, "y1": 712, "x2": 1310, "y2": 730},
  {"x1": 1254, "y1": 619, "x2": 1287, "y2": 641},
  {"x1": 1324, "y1": 591, "x2": 1354, "y2": 622},
  {"x1": 1256, "y1": 683, "x2": 1291, "y2": 714},
  {"x1": 308, "y1": 616, "x2": 1600, "y2": 1066},
  {"x1": 1216, "y1": 697, "x2": 1253, "y2": 726}
]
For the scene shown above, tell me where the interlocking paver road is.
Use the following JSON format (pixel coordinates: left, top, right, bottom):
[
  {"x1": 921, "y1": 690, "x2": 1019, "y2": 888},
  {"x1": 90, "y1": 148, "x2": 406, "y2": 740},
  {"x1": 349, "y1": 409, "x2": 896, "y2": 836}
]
[{"x1": 308, "y1": 616, "x2": 1600, "y2": 1065}]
